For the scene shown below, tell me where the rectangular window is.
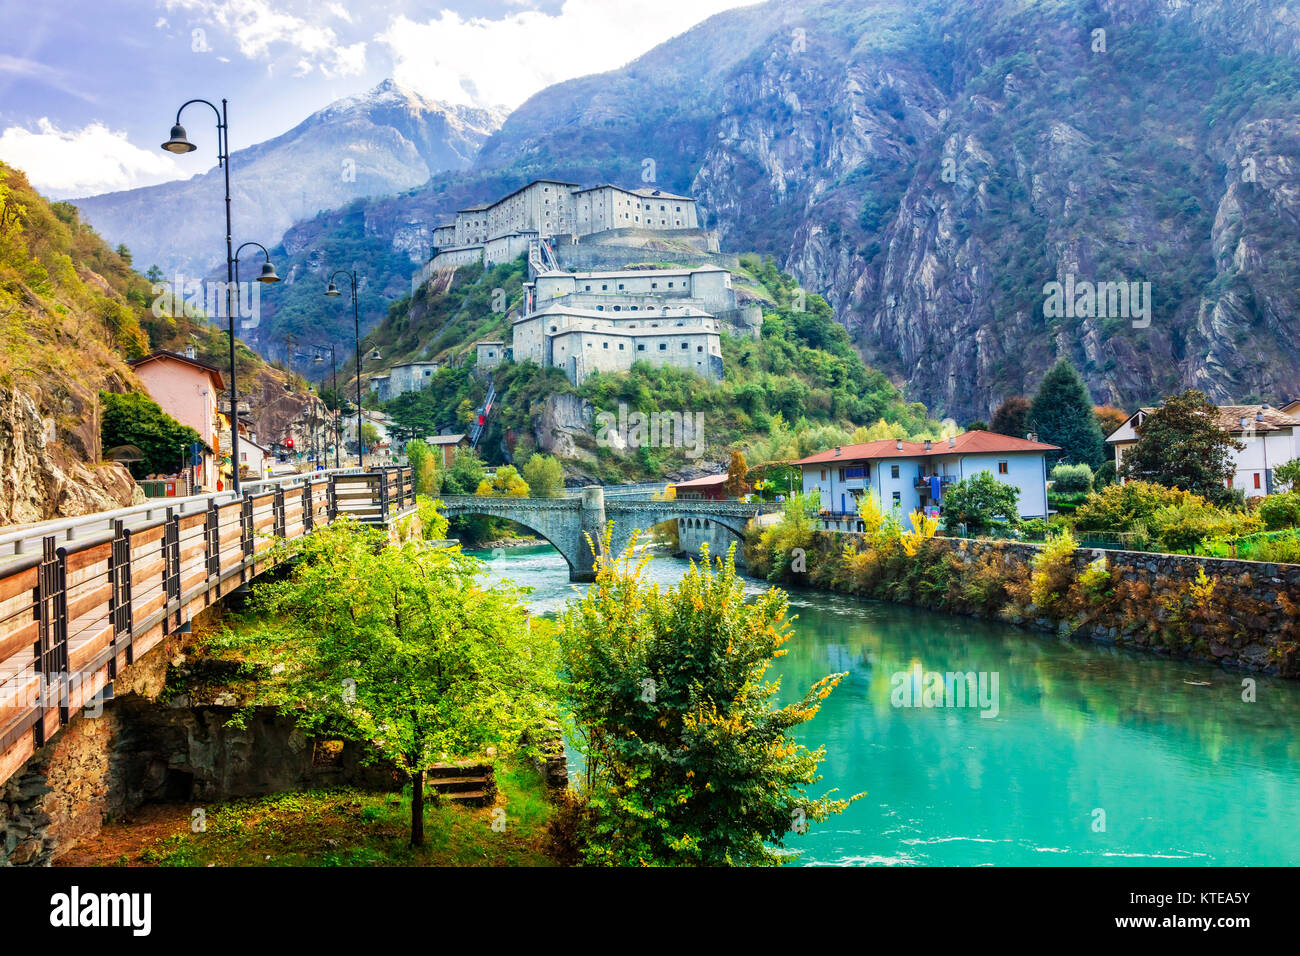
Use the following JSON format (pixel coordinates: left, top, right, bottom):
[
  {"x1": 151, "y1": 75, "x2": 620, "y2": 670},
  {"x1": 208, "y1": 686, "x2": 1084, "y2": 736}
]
[
  {"x1": 890, "y1": 465, "x2": 900, "y2": 479},
  {"x1": 892, "y1": 491, "x2": 901, "y2": 504},
  {"x1": 1254, "y1": 472, "x2": 1262, "y2": 489},
  {"x1": 638, "y1": 344, "x2": 646, "y2": 351},
  {"x1": 820, "y1": 469, "x2": 827, "y2": 481},
  {"x1": 659, "y1": 343, "x2": 667, "y2": 350},
  {"x1": 602, "y1": 342, "x2": 609, "y2": 349},
  {"x1": 997, "y1": 461, "x2": 1009, "y2": 475},
  {"x1": 838, "y1": 468, "x2": 845, "y2": 482},
  {"x1": 619, "y1": 343, "x2": 625, "y2": 350},
  {"x1": 681, "y1": 342, "x2": 688, "y2": 349}
]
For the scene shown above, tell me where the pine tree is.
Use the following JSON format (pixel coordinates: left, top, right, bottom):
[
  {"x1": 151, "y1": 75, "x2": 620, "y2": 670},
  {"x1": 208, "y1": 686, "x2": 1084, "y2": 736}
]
[{"x1": 1029, "y1": 359, "x2": 1105, "y2": 468}]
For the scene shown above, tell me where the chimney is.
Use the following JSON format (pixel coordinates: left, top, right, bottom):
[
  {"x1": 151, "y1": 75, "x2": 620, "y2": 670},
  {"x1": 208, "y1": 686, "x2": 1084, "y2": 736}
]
[
  {"x1": 924, "y1": 439, "x2": 932, "y2": 451},
  {"x1": 948, "y1": 435, "x2": 956, "y2": 449},
  {"x1": 1256, "y1": 411, "x2": 1264, "y2": 423},
  {"x1": 896, "y1": 439, "x2": 903, "y2": 451},
  {"x1": 184, "y1": 344, "x2": 196, "y2": 359},
  {"x1": 833, "y1": 446, "x2": 841, "y2": 456}
]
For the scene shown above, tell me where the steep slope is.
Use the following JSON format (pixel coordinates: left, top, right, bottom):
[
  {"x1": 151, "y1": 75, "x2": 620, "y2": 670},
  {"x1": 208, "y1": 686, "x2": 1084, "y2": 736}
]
[
  {"x1": 73, "y1": 81, "x2": 504, "y2": 278},
  {"x1": 0, "y1": 161, "x2": 301, "y2": 525},
  {"x1": 257, "y1": 0, "x2": 1300, "y2": 423}
]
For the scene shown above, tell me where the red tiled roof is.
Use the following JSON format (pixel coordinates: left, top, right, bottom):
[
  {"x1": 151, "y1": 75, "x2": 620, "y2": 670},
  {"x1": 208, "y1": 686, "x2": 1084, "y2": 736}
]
[{"x1": 791, "y1": 430, "x2": 1059, "y2": 466}]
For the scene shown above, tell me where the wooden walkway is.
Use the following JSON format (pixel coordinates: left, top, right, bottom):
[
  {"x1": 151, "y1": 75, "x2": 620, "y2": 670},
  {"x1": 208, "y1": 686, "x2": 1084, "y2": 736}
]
[{"x1": 0, "y1": 466, "x2": 416, "y2": 787}]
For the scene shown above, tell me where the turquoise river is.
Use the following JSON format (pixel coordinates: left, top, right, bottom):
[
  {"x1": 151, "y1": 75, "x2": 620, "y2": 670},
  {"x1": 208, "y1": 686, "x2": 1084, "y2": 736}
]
[{"x1": 468, "y1": 543, "x2": 1300, "y2": 866}]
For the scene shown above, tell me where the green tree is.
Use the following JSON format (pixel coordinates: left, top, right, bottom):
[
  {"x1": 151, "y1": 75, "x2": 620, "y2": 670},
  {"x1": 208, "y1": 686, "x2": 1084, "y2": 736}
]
[
  {"x1": 942, "y1": 471, "x2": 1021, "y2": 535},
  {"x1": 559, "y1": 537, "x2": 858, "y2": 865},
  {"x1": 100, "y1": 390, "x2": 204, "y2": 479},
  {"x1": 210, "y1": 520, "x2": 558, "y2": 846},
  {"x1": 1271, "y1": 459, "x2": 1300, "y2": 493},
  {"x1": 359, "y1": 423, "x2": 381, "y2": 451},
  {"x1": 1029, "y1": 359, "x2": 1105, "y2": 467},
  {"x1": 1116, "y1": 390, "x2": 1243, "y2": 504},
  {"x1": 476, "y1": 464, "x2": 529, "y2": 497},
  {"x1": 521, "y1": 453, "x2": 564, "y2": 498},
  {"x1": 441, "y1": 449, "x2": 486, "y2": 495}
]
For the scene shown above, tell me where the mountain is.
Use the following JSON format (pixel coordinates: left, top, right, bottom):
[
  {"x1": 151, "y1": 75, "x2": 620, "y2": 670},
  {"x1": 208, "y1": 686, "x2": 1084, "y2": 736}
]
[
  {"x1": 72, "y1": 81, "x2": 505, "y2": 278},
  {"x1": 202, "y1": 0, "x2": 1300, "y2": 423}
]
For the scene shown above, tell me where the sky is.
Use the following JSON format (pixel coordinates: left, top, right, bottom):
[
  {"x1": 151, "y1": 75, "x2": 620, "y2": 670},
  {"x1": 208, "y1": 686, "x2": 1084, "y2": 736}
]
[{"x1": 0, "y1": 0, "x2": 757, "y2": 199}]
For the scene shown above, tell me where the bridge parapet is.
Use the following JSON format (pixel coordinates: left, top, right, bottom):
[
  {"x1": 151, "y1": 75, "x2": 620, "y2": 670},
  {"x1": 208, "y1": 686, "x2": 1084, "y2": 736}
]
[{"x1": 0, "y1": 465, "x2": 417, "y2": 791}]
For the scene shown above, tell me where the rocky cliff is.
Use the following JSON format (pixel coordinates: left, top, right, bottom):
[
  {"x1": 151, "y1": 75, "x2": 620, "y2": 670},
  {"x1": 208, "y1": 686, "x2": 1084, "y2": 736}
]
[{"x1": 255, "y1": 0, "x2": 1300, "y2": 422}]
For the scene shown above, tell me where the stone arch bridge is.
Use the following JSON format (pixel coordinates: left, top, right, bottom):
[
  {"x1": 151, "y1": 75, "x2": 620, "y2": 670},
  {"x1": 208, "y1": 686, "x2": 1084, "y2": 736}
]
[{"x1": 439, "y1": 487, "x2": 781, "y2": 580}]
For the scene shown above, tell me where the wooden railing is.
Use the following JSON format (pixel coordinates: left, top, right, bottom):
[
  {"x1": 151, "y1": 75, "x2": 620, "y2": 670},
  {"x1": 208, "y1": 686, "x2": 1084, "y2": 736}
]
[{"x1": 0, "y1": 466, "x2": 416, "y2": 787}]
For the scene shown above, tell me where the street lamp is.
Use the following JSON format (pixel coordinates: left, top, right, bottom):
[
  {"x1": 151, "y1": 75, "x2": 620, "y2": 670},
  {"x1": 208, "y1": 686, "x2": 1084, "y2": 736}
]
[
  {"x1": 324, "y1": 270, "x2": 363, "y2": 469},
  {"x1": 162, "y1": 98, "x2": 280, "y2": 494},
  {"x1": 306, "y1": 344, "x2": 340, "y2": 469}
]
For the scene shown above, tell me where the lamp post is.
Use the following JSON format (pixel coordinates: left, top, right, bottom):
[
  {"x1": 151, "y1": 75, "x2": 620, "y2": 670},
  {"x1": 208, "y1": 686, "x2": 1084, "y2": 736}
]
[
  {"x1": 305, "y1": 344, "x2": 340, "y2": 469},
  {"x1": 162, "y1": 100, "x2": 280, "y2": 494},
  {"x1": 324, "y1": 270, "x2": 363, "y2": 469}
]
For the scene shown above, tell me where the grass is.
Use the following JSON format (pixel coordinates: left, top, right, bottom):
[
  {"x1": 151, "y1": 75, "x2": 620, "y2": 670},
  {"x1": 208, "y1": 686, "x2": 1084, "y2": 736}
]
[{"x1": 96, "y1": 762, "x2": 558, "y2": 868}]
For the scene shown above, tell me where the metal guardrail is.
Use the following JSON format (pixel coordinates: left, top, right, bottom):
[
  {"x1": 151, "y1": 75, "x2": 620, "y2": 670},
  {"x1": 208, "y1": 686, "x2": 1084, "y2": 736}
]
[{"x1": 0, "y1": 466, "x2": 416, "y2": 788}]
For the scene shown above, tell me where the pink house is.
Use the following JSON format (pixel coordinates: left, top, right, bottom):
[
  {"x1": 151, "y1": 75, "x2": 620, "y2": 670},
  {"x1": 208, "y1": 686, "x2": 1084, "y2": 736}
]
[{"x1": 127, "y1": 349, "x2": 224, "y2": 490}]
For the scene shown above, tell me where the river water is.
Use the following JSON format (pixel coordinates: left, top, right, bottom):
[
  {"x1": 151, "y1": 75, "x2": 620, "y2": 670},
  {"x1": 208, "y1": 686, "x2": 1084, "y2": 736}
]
[{"x1": 468, "y1": 543, "x2": 1300, "y2": 866}]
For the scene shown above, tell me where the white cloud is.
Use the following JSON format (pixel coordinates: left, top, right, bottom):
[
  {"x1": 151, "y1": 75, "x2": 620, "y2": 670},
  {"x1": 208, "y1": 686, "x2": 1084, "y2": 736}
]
[
  {"x1": 378, "y1": 0, "x2": 756, "y2": 109},
  {"x1": 0, "y1": 119, "x2": 180, "y2": 198},
  {"x1": 162, "y1": 0, "x2": 366, "y2": 77}
]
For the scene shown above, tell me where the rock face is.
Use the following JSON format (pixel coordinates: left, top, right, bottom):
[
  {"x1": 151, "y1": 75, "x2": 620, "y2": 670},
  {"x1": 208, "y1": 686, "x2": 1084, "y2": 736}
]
[
  {"x1": 267, "y1": 0, "x2": 1300, "y2": 421},
  {"x1": 73, "y1": 80, "x2": 505, "y2": 278},
  {"x1": 0, "y1": 384, "x2": 136, "y2": 526}
]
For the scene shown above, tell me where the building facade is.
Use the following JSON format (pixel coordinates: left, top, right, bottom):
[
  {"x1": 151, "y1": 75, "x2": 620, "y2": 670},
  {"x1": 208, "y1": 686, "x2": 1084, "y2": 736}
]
[
  {"x1": 1107, "y1": 404, "x2": 1300, "y2": 498},
  {"x1": 793, "y1": 431, "x2": 1058, "y2": 531},
  {"x1": 127, "y1": 349, "x2": 224, "y2": 490}
]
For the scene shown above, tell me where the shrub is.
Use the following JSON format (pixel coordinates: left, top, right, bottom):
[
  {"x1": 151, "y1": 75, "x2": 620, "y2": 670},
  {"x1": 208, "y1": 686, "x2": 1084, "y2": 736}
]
[
  {"x1": 1050, "y1": 462, "x2": 1094, "y2": 494},
  {"x1": 1028, "y1": 530, "x2": 1078, "y2": 614},
  {"x1": 1258, "y1": 492, "x2": 1300, "y2": 531},
  {"x1": 1073, "y1": 481, "x2": 1205, "y2": 533}
]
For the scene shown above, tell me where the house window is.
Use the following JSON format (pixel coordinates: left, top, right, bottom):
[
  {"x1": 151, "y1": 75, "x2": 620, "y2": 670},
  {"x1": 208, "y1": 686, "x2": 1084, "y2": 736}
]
[
  {"x1": 997, "y1": 461, "x2": 1009, "y2": 475},
  {"x1": 890, "y1": 465, "x2": 900, "y2": 479},
  {"x1": 838, "y1": 468, "x2": 845, "y2": 482},
  {"x1": 892, "y1": 491, "x2": 901, "y2": 504},
  {"x1": 820, "y1": 469, "x2": 827, "y2": 481}
]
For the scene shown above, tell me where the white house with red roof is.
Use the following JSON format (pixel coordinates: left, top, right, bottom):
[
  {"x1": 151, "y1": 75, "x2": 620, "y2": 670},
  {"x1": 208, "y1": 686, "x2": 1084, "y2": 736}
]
[{"x1": 791, "y1": 430, "x2": 1060, "y2": 531}]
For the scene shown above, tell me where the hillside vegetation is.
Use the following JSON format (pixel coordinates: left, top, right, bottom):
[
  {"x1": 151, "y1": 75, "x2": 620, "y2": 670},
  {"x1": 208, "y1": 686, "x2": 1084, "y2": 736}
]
[
  {"x1": 0, "y1": 162, "x2": 270, "y2": 523},
  {"x1": 367, "y1": 252, "x2": 940, "y2": 482}
]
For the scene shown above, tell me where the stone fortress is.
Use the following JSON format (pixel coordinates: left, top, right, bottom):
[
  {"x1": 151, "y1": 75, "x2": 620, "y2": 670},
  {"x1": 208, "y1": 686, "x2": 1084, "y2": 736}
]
[{"x1": 383, "y1": 179, "x2": 762, "y2": 398}]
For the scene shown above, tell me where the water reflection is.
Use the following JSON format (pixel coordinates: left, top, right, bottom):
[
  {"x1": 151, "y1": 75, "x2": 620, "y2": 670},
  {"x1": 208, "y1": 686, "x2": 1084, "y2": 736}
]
[{"x1": 469, "y1": 543, "x2": 1300, "y2": 866}]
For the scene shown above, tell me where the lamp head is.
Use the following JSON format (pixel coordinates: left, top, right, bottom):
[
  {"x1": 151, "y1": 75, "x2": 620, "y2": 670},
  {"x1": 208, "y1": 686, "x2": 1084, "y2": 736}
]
[
  {"x1": 324, "y1": 281, "x2": 341, "y2": 297},
  {"x1": 161, "y1": 124, "x2": 196, "y2": 154},
  {"x1": 257, "y1": 261, "x2": 280, "y2": 283}
]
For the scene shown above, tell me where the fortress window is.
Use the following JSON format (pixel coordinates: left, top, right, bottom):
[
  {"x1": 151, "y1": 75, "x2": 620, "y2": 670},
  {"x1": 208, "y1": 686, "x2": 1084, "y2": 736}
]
[
  {"x1": 668, "y1": 282, "x2": 674, "y2": 287},
  {"x1": 659, "y1": 343, "x2": 667, "y2": 351},
  {"x1": 550, "y1": 326, "x2": 557, "y2": 332},
  {"x1": 638, "y1": 344, "x2": 646, "y2": 351},
  {"x1": 619, "y1": 343, "x2": 625, "y2": 350},
  {"x1": 602, "y1": 284, "x2": 608, "y2": 290},
  {"x1": 676, "y1": 206, "x2": 681, "y2": 211},
  {"x1": 603, "y1": 342, "x2": 609, "y2": 349},
  {"x1": 675, "y1": 220, "x2": 681, "y2": 226},
  {"x1": 697, "y1": 345, "x2": 703, "y2": 352},
  {"x1": 651, "y1": 282, "x2": 657, "y2": 288},
  {"x1": 660, "y1": 204, "x2": 665, "y2": 210},
  {"x1": 681, "y1": 342, "x2": 688, "y2": 349}
]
